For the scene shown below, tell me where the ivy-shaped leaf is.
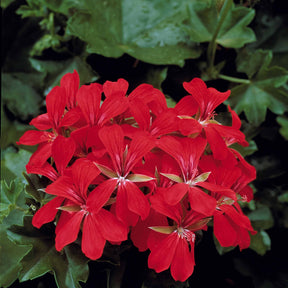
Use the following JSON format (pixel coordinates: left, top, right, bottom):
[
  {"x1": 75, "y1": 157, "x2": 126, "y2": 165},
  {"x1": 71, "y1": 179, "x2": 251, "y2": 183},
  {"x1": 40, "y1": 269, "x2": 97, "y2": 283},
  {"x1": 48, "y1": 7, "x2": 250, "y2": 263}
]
[
  {"x1": 2, "y1": 148, "x2": 32, "y2": 181},
  {"x1": 1, "y1": 102, "x2": 32, "y2": 150},
  {"x1": 248, "y1": 205, "x2": 274, "y2": 231},
  {"x1": 0, "y1": 225, "x2": 32, "y2": 288},
  {"x1": 7, "y1": 216, "x2": 89, "y2": 288},
  {"x1": 66, "y1": 0, "x2": 201, "y2": 66},
  {"x1": 29, "y1": 56, "x2": 98, "y2": 95},
  {"x1": 0, "y1": 179, "x2": 28, "y2": 225},
  {"x1": 249, "y1": 230, "x2": 271, "y2": 256},
  {"x1": 227, "y1": 49, "x2": 288, "y2": 125},
  {"x1": 2, "y1": 73, "x2": 42, "y2": 120},
  {"x1": 187, "y1": 0, "x2": 256, "y2": 48}
]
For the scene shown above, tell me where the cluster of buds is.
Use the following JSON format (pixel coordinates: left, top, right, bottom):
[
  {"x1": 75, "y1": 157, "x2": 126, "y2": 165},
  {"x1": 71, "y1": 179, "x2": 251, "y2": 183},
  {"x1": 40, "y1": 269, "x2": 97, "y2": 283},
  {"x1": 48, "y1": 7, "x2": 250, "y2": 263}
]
[{"x1": 18, "y1": 70, "x2": 256, "y2": 281}]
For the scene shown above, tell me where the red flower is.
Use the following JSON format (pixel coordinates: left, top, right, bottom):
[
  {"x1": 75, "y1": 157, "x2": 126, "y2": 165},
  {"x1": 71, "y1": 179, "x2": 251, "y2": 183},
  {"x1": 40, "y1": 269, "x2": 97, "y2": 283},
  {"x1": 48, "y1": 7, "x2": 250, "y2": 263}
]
[
  {"x1": 93, "y1": 125, "x2": 155, "y2": 225},
  {"x1": 17, "y1": 84, "x2": 79, "y2": 166},
  {"x1": 147, "y1": 195, "x2": 211, "y2": 281},
  {"x1": 158, "y1": 135, "x2": 225, "y2": 216},
  {"x1": 176, "y1": 78, "x2": 248, "y2": 161},
  {"x1": 199, "y1": 154, "x2": 256, "y2": 249},
  {"x1": 40, "y1": 158, "x2": 127, "y2": 259}
]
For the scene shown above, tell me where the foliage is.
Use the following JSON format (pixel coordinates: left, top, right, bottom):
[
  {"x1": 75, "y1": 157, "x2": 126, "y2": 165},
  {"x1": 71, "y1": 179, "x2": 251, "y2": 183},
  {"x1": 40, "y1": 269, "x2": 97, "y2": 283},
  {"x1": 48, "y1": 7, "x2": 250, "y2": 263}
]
[{"x1": 1, "y1": 0, "x2": 288, "y2": 287}]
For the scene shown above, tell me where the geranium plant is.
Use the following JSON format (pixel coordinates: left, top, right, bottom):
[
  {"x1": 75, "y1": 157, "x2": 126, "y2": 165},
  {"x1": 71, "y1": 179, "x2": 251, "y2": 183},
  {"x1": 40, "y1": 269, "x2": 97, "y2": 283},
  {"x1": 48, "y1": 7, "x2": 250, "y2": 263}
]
[
  {"x1": 16, "y1": 70, "x2": 256, "y2": 282},
  {"x1": 1, "y1": 0, "x2": 288, "y2": 288}
]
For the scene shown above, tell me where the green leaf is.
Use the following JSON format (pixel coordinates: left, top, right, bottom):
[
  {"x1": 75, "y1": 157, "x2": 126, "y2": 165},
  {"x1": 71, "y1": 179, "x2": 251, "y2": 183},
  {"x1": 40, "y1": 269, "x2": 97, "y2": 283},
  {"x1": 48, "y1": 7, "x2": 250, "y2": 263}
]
[
  {"x1": 2, "y1": 149, "x2": 32, "y2": 181},
  {"x1": 0, "y1": 179, "x2": 27, "y2": 225},
  {"x1": 0, "y1": 0, "x2": 16, "y2": 8},
  {"x1": 29, "y1": 56, "x2": 98, "y2": 94},
  {"x1": 66, "y1": 0, "x2": 201, "y2": 66},
  {"x1": 16, "y1": 0, "x2": 47, "y2": 18},
  {"x1": 42, "y1": 0, "x2": 86, "y2": 15},
  {"x1": 0, "y1": 225, "x2": 32, "y2": 288},
  {"x1": 23, "y1": 173, "x2": 51, "y2": 204},
  {"x1": 2, "y1": 73, "x2": 42, "y2": 120},
  {"x1": 249, "y1": 230, "x2": 271, "y2": 255},
  {"x1": 30, "y1": 34, "x2": 62, "y2": 57},
  {"x1": 227, "y1": 49, "x2": 288, "y2": 125},
  {"x1": 187, "y1": 0, "x2": 256, "y2": 48},
  {"x1": 0, "y1": 103, "x2": 31, "y2": 150},
  {"x1": 277, "y1": 115, "x2": 288, "y2": 140},
  {"x1": 248, "y1": 205, "x2": 274, "y2": 230},
  {"x1": 7, "y1": 216, "x2": 89, "y2": 288},
  {"x1": 278, "y1": 191, "x2": 288, "y2": 203}
]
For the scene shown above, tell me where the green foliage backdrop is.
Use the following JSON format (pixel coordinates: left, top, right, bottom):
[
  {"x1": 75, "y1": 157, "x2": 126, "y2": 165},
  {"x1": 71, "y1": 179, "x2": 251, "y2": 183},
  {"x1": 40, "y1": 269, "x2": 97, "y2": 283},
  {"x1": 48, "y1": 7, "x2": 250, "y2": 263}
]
[{"x1": 1, "y1": 0, "x2": 288, "y2": 287}]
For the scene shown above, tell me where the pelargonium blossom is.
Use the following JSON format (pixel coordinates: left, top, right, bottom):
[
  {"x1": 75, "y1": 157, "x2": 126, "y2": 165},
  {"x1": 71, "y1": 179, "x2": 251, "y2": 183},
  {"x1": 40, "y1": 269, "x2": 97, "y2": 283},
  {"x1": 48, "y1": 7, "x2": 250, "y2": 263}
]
[{"x1": 18, "y1": 70, "x2": 257, "y2": 282}]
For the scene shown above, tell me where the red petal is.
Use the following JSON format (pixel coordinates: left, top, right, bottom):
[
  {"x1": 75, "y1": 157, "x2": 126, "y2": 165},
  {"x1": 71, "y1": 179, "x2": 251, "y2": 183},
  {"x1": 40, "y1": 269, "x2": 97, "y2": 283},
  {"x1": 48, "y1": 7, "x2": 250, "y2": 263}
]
[
  {"x1": 128, "y1": 84, "x2": 154, "y2": 102},
  {"x1": 55, "y1": 210, "x2": 84, "y2": 251},
  {"x1": 46, "y1": 86, "x2": 66, "y2": 129},
  {"x1": 124, "y1": 134, "x2": 154, "y2": 175},
  {"x1": 129, "y1": 98, "x2": 150, "y2": 131},
  {"x1": 205, "y1": 125, "x2": 229, "y2": 160},
  {"x1": 82, "y1": 214, "x2": 106, "y2": 260},
  {"x1": 98, "y1": 125, "x2": 124, "y2": 174},
  {"x1": 27, "y1": 142, "x2": 52, "y2": 167},
  {"x1": 76, "y1": 83, "x2": 102, "y2": 126},
  {"x1": 148, "y1": 232, "x2": 178, "y2": 273},
  {"x1": 87, "y1": 179, "x2": 118, "y2": 213},
  {"x1": 52, "y1": 135, "x2": 76, "y2": 175},
  {"x1": 95, "y1": 209, "x2": 128, "y2": 242},
  {"x1": 71, "y1": 158, "x2": 100, "y2": 199},
  {"x1": 183, "y1": 78, "x2": 230, "y2": 120},
  {"x1": 17, "y1": 130, "x2": 51, "y2": 146},
  {"x1": 174, "y1": 95, "x2": 199, "y2": 116},
  {"x1": 159, "y1": 136, "x2": 207, "y2": 179},
  {"x1": 46, "y1": 176, "x2": 83, "y2": 205},
  {"x1": 116, "y1": 183, "x2": 139, "y2": 226},
  {"x1": 32, "y1": 196, "x2": 64, "y2": 228},
  {"x1": 221, "y1": 205, "x2": 255, "y2": 231},
  {"x1": 123, "y1": 181, "x2": 150, "y2": 220},
  {"x1": 188, "y1": 187, "x2": 216, "y2": 216},
  {"x1": 60, "y1": 70, "x2": 79, "y2": 110},
  {"x1": 131, "y1": 208, "x2": 168, "y2": 252},
  {"x1": 170, "y1": 237, "x2": 195, "y2": 281},
  {"x1": 103, "y1": 78, "x2": 128, "y2": 98},
  {"x1": 207, "y1": 87, "x2": 230, "y2": 115},
  {"x1": 197, "y1": 182, "x2": 236, "y2": 200},
  {"x1": 165, "y1": 183, "x2": 189, "y2": 205},
  {"x1": 183, "y1": 78, "x2": 208, "y2": 116},
  {"x1": 30, "y1": 113, "x2": 52, "y2": 130},
  {"x1": 98, "y1": 96, "x2": 128, "y2": 125},
  {"x1": 26, "y1": 162, "x2": 58, "y2": 182},
  {"x1": 228, "y1": 105, "x2": 241, "y2": 130},
  {"x1": 238, "y1": 185, "x2": 254, "y2": 202},
  {"x1": 150, "y1": 193, "x2": 182, "y2": 223},
  {"x1": 177, "y1": 118, "x2": 202, "y2": 136},
  {"x1": 60, "y1": 108, "x2": 81, "y2": 127},
  {"x1": 150, "y1": 110, "x2": 178, "y2": 137},
  {"x1": 213, "y1": 211, "x2": 237, "y2": 247}
]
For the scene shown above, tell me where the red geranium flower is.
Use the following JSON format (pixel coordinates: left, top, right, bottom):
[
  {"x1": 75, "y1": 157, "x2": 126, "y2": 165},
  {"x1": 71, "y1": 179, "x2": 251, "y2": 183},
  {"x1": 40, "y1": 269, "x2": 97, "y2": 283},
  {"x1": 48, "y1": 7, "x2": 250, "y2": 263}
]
[
  {"x1": 39, "y1": 158, "x2": 128, "y2": 259},
  {"x1": 147, "y1": 195, "x2": 211, "y2": 281}
]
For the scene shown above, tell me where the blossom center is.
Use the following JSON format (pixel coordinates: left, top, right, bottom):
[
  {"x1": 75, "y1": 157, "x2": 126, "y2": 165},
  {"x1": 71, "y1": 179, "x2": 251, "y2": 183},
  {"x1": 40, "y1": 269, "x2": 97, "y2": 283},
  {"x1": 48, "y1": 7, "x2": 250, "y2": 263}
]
[{"x1": 177, "y1": 227, "x2": 195, "y2": 242}]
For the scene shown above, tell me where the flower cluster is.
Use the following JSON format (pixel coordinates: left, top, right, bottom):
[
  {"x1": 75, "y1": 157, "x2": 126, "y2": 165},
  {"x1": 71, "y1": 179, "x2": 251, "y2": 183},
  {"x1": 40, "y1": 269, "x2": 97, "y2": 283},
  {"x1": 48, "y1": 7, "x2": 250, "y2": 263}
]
[{"x1": 18, "y1": 70, "x2": 256, "y2": 282}]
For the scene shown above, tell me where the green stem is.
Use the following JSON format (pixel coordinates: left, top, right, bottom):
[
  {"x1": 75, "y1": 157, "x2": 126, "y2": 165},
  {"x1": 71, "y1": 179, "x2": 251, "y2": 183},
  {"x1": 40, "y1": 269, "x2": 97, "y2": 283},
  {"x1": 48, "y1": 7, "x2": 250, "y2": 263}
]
[
  {"x1": 207, "y1": 0, "x2": 233, "y2": 69},
  {"x1": 218, "y1": 74, "x2": 250, "y2": 84}
]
